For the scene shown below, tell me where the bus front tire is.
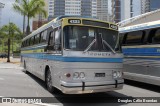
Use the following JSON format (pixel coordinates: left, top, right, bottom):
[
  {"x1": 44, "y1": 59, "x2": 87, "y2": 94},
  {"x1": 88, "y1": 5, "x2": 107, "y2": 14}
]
[
  {"x1": 46, "y1": 69, "x2": 54, "y2": 93},
  {"x1": 24, "y1": 61, "x2": 29, "y2": 74}
]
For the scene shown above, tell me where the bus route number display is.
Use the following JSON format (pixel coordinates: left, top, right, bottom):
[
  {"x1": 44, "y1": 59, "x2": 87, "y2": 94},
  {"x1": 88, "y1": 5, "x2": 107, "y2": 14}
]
[
  {"x1": 110, "y1": 24, "x2": 118, "y2": 30},
  {"x1": 68, "y1": 19, "x2": 81, "y2": 24}
]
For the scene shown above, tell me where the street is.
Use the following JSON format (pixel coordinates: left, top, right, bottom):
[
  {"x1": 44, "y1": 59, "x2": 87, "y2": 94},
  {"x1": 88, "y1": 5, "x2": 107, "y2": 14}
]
[{"x1": 0, "y1": 60, "x2": 160, "y2": 106}]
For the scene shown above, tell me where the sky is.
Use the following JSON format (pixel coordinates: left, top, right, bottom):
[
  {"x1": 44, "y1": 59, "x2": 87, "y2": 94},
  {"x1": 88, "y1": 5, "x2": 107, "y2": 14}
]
[{"x1": 0, "y1": 0, "x2": 24, "y2": 31}]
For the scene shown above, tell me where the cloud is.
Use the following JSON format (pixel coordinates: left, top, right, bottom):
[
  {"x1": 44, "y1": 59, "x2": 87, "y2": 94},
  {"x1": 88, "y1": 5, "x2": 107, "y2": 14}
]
[{"x1": 0, "y1": 0, "x2": 23, "y2": 30}]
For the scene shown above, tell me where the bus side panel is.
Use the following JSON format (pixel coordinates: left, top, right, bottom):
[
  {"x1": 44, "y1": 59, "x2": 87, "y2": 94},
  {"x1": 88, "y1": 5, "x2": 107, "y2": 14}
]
[{"x1": 123, "y1": 58, "x2": 160, "y2": 86}]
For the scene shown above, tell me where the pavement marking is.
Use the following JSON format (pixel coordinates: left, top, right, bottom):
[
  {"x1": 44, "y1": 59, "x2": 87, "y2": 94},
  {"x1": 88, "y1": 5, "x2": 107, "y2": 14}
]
[{"x1": 34, "y1": 103, "x2": 62, "y2": 106}]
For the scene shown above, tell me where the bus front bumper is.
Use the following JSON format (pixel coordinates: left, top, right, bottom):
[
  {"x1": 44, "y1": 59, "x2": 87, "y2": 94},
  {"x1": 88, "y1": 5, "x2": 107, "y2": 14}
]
[{"x1": 60, "y1": 80, "x2": 124, "y2": 94}]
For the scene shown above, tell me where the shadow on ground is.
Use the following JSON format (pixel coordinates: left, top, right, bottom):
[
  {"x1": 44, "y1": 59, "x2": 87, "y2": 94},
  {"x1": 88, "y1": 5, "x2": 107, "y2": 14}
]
[{"x1": 124, "y1": 79, "x2": 160, "y2": 93}]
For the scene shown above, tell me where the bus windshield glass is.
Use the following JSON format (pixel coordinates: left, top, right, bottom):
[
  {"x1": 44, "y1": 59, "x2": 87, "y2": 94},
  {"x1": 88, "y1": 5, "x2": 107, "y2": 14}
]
[{"x1": 64, "y1": 26, "x2": 119, "y2": 52}]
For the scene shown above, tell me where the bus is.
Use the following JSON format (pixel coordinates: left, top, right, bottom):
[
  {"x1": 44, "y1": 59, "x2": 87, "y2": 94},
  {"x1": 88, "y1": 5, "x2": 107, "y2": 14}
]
[
  {"x1": 119, "y1": 20, "x2": 160, "y2": 86},
  {"x1": 21, "y1": 16, "x2": 124, "y2": 94}
]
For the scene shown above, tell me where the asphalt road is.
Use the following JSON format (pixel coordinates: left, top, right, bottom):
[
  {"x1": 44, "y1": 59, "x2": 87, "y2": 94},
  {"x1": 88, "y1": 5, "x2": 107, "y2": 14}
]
[{"x1": 0, "y1": 62, "x2": 159, "y2": 106}]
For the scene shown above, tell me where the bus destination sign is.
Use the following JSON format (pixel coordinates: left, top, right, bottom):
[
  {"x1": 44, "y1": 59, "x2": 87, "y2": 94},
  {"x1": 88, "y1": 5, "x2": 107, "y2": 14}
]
[
  {"x1": 110, "y1": 24, "x2": 118, "y2": 30},
  {"x1": 68, "y1": 19, "x2": 81, "y2": 24}
]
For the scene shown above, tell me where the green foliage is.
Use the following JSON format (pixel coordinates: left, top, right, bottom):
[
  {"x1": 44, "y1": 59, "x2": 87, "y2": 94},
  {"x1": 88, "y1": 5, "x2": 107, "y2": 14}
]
[
  {"x1": 0, "y1": 22, "x2": 22, "y2": 53},
  {"x1": 13, "y1": 0, "x2": 47, "y2": 35}
]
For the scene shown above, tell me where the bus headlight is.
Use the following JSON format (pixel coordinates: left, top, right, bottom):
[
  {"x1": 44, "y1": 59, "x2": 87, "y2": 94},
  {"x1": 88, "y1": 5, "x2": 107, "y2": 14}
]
[
  {"x1": 117, "y1": 71, "x2": 122, "y2": 77},
  {"x1": 80, "y1": 72, "x2": 85, "y2": 78},
  {"x1": 73, "y1": 72, "x2": 79, "y2": 78},
  {"x1": 113, "y1": 71, "x2": 117, "y2": 78},
  {"x1": 113, "y1": 71, "x2": 122, "y2": 79},
  {"x1": 73, "y1": 72, "x2": 85, "y2": 79}
]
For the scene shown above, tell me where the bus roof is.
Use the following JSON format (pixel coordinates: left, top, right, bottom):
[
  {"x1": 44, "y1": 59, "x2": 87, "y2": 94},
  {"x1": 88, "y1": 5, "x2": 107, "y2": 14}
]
[
  {"x1": 119, "y1": 20, "x2": 160, "y2": 33},
  {"x1": 23, "y1": 15, "x2": 117, "y2": 41}
]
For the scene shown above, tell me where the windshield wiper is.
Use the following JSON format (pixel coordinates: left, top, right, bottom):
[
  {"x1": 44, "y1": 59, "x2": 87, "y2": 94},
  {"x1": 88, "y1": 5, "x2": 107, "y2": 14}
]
[
  {"x1": 84, "y1": 39, "x2": 96, "y2": 53},
  {"x1": 103, "y1": 40, "x2": 116, "y2": 54}
]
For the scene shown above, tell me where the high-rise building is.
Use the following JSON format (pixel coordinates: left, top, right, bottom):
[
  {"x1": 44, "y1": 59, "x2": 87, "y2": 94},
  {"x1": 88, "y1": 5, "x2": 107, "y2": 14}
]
[
  {"x1": 141, "y1": 0, "x2": 150, "y2": 14},
  {"x1": 48, "y1": 0, "x2": 111, "y2": 21},
  {"x1": 97, "y1": 0, "x2": 109, "y2": 21},
  {"x1": 65, "y1": 0, "x2": 81, "y2": 16},
  {"x1": 121, "y1": 0, "x2": 142, "y2": 21},
  {"x1": 149, "y1": 0, "x2": 160, "y2": 11},
  {"x1": 48, "y1": 0, "x2": 65, "y2": 20},
  {"x1": 33, "y1": 0, "x2": 113, "y2": 30},
  {"x1": 49, "y1": 0, "x2": 93, "y2": 19},
  {"x1": 53, "y1": 0, "x2": 65, "y2": 17},
  {"x1": 112, "y1": 0, "x2": 121, "y2": 23},
  {"x1": 91, "y1": 0, "x2": 97, "y2": 18},
  {"x1": 119, "y1": 0, "x2": 160, "y2": 23},
  {"x1": 81, "y1": 0, "x2": 92, "y2": 17}
]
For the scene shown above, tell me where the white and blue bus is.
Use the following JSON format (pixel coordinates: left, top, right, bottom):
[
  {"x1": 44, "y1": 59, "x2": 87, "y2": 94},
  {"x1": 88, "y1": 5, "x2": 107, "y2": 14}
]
[
  {"x1": 119, "y1": 20, "x2": 160, "y2": 86},
  {"x1": 21, "y1": 16, "x2": 124, "y2": 94}
]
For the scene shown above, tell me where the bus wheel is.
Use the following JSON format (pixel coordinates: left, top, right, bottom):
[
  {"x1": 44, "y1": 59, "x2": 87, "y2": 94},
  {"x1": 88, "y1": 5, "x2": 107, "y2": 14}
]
[
  {"x1": 46, "y1": 69, "x2": 54, "y2": 93},
  {"x1": 24, "y1": 61, "x2": 29, "y2": 74}
]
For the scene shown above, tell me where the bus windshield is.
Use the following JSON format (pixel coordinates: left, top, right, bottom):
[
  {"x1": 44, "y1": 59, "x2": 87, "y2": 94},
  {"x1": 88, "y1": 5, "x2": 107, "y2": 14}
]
[{"x1": 64, "y1": 26, "x2": 119, "y2": 52}]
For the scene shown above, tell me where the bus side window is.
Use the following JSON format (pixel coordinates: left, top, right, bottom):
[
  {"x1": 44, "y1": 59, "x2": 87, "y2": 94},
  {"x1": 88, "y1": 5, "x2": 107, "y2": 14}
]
[
  {"x1": 121, "y1": 33, "x2": 128, "y2": 45},
  {"x1": 54, "y1": 28, "x2": 61, "y2": 50},
  {"x1": 47, "y1": 31, "x2": 55, "y2": 51},
  {"x1": 48, "y1": 31, "x2": 55, "y2": 46},
  {"x1": 27, "y1": 39, "x2": 30, "y2": 46},
  {"x1": 125, "y1": 31, "x2": 143, "y2": 45},
  {"x1": 35, "y1": 34, "x2": 40, "y2": 44},
  {"x1": 29, "y1": 38, "x2": 31, "y2": 46},
  {"x1": 40, "y1": 30, "x2": 47, "y2": 43},
  {"x1": 23, "y1": 41, "x2": 26, "y2": 47},
  {"x1": 151, "y1": 29, "x2": 160, "y2": 44},
  {"x1": 147, "y1": 29, "x2": 157, "y2": 43},
  {"x1": 30, "y1": 37, "x2": 35, "y2": 46}
]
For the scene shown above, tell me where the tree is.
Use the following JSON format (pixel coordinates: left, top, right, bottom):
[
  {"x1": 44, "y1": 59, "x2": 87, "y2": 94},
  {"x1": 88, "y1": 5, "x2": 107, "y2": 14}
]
[
  {"x1": 0, "y1": 28, "x2": 7, "y2": 52},
  {"x1": 1, "y1": 23, "x2": 22, "y2": 62},
  {"x1": 13, "y1": 0, "x2": 47, "y2": 36}
]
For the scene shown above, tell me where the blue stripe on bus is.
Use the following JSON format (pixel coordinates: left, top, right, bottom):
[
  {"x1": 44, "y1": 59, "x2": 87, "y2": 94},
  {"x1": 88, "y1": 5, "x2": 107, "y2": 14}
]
[
  {"x1": 122, "y1": 48, "x2": 160, "y2": 56},
  {"x1": 21, "y1": 53, "x2": 123, "y2": 63},
  {"x1": 125, "y1": 57, "x2": 160, "y2": 60}
]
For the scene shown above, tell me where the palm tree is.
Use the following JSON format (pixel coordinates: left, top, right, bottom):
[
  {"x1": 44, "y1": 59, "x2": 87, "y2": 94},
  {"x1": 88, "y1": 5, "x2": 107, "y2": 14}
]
[
  {"x1": 1, "y1": 23, "x2": 22, "y2": 62},
  {"x1": 13, "y1": 0, "x2": 47, "y2": 36},
  {"x1": 0, "y1": 28, "x2": 7, "y2": 52}
]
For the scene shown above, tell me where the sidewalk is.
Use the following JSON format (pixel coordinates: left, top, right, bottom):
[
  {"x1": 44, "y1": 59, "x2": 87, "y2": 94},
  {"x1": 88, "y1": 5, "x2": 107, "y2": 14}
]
[{"x1": 0, "y1": 57, "x2": 20, "y2": 65}]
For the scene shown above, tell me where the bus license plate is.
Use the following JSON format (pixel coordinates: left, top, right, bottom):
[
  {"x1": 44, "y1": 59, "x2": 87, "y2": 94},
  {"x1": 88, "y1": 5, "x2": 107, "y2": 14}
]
[{"x1": 95, "y1": 73, "x2": 105, "y2": 77}]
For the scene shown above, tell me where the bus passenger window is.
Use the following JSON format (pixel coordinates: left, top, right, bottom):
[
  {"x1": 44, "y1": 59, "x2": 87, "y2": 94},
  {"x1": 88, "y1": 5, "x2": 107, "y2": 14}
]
[
  {"x1": 126, "y1": 31, "x2": 143, "y2": 45},
  {"x1": 26, "y1": 41, "x2": 28, "y2": 47},
  {"x1": 35, "y1": 34, "x2": 40, "y2": 44},
  {"x1": 23, "y1": 41, "x2": 26, "y2": 47},
  {"x1": 30, "y1": 37, "x2": 35, "y2": 46},
  {"x1": 48, "y1": 32, "x2": 55, "y2": 46},
  {"x1": 152, "y1": 29, "x2": 160, "y2": 44},
  {"x1": 54, "y1": 28, "x2": 61, "y2": 50},
  {"x1": 46, "y1": 31, "x2": 55, "y2": 51},
  {"x1": 40, "y1": 30, "x2": 47, "y2": 43}
]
